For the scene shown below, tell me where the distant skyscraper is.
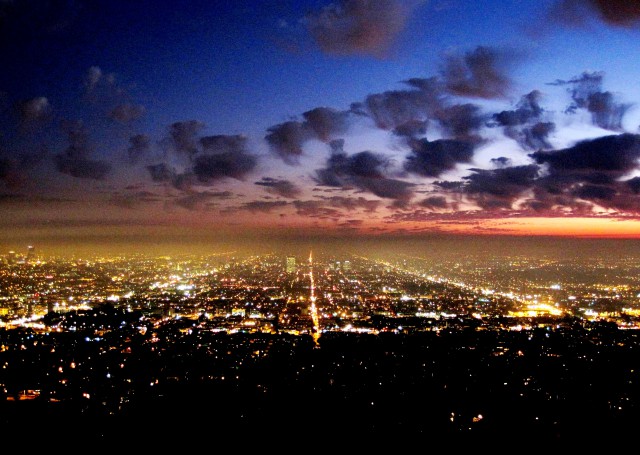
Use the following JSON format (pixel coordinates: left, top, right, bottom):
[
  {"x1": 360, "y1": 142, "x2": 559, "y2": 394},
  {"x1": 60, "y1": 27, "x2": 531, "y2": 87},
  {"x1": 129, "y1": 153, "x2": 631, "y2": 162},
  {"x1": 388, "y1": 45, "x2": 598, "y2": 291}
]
[
  {"x1": 342, "y1": 260, "x2": 351, "y2": 271},
  {"x1": 286, "y1": 256, "x2": 296, "y2": 273},
  {"x1": 26, "y1": 245, "x2": 35, "y2": 263}
]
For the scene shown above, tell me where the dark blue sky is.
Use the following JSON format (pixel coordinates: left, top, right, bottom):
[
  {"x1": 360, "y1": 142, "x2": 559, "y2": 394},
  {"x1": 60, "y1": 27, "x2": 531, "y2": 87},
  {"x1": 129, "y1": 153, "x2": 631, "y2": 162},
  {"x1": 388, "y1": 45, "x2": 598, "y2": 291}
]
[{"x1": 2, "y1": 0, "x2": 640, "y2": 246}]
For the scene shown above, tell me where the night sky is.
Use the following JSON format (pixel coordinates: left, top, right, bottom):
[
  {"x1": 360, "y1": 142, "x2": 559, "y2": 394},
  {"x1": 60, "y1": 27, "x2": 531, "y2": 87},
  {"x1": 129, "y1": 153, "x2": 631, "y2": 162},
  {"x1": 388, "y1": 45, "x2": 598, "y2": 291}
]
[{"x1": 2, "y1": 0, "x2": 640, "y2": 250}]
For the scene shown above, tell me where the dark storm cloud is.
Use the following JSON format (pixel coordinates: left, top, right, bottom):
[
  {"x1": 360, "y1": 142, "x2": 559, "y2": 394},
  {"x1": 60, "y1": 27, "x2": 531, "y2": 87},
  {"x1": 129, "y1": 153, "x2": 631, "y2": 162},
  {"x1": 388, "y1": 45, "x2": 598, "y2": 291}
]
[
  {"x1": 572, "y1": 184, "x2": 617, "y2": 201},
  {"x1": 193, "y1": 135, "x2": 257, "y2": 183},
  {"x1": 319, "y1": 195, "x2": 380, "y2": 212},
  {"x1": 392, "y1": 120, "x2": 428, "y2": 138},
  {"x1": 419, "y1": 195, "x2": 449, "y2": 210},
  {"x1": 314, "y1": 139, "x2": 414, "y2": 200},
  {"x1": 492, "y1": 90, "x2": 545, "y2": 127},
  {"x1": 584, "y1": 91, "x2": 631, "y2": 131},
  {"x1": 54, "y1": 155, "x2": 111, "y2": 180},
  {"x1": 54, "y1": 120, "x2": 111, "y2": 180},
  {"x1": 265, "y1": 108, "x2": 351, "y2": 164},
  {"x1": 555, "y1": 0, "x2": 640, "y2": 28},
  {"x1": 146, "y1": 163, "x2": 175, "y2": 183},
  {"x1": 440, "y1": 46, "x2": 517, "y2": 99},
  {"x1": 491, "y1": 157, "x2": 512, "y2": 168},
  {"x1": 510, "y1": 134, "x2": 640, "y2": 213},
  {"x1": 265, "y1": 120, "x2": 312, "y2": 165},
  {"x1": 165, "y1": 120, "x2": 206, "y2": 156},
  {"x1": 302, "y1": 107, "x2": 350, "y2": 142},
  {"x1": 434, "y1": 180, "x2": 464, "y2": 191},
  {"x1": 627, "y1": 177, "x2": 640, "y2": 194},
  {"x1": 108, "y1": 103, "x2": 145, "y2": 124},
  {"x1": 357, "y1": 77, "x2": 446, "y2": 131},
  {"x1": 304, "y1": 0, "x2": 425, "y2": 58},
  {"x1": 127, "y1": 134, "x2": 151, "y2": 164},
  {"x1": 434, "y1": 103, "x2": 485, "y2": 139},
  {"x1": 255, "y1": 177, "x2": 302, "y2": 199},
  {"x1": 529, "y1": 133, "x2": 640, "y2": 175},
  {"x1": 523, "y1": 122, "x2": 556, "y2": 150},
  {"x1": 489, "y1": 90, "x2": 556, "y2": 150},
  {"x1": 174, "y1": 190, "x2": 233, "y2": 211},
  {"x1": 462, "y1": 165, "x2": 540, "y2": 209},
  {"x1": 243, "y1": 200, "x2": 289, "y2": 213},
  {"x1": 293, "y1": 200, "x2": 342, "y2": 218},
  {"x1": 549, "y1": 71, "x2": 632, "y2": 130},
  {"x1": 403, "y1": 138, "x2": 475, "y2": 178},
  {"x1": 355, "y1": 73, "x2": 487, "y2": 142}
]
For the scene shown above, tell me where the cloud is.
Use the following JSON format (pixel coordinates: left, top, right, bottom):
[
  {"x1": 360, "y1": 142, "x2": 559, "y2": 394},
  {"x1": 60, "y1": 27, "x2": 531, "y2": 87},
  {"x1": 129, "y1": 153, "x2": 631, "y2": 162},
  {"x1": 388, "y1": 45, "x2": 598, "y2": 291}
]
[
  {"x1": 491, "y1": 157, "x2": 512, "y2": 168},
  {"x1": 147, "y1": 134, "x2": 258, "y2": 190},
  {"x1": 193, "y1": 135, "x2": 257, "y2": 183},
  {"x1": 440, "y1": 46, "x2": 518, "y2": 99},
  {"x1": 302, "y1": 107, "x2": 350, "y2": 142},
  {"x1": 108, "y1": 103, "x2": 146, "y2": 123},
  {"x1": 83, "y1": 66, "x2": 116, "y2": 95},
  {"x1": 522, "y1": 134, "x2": 640, "y2": 213},
  {"x1": 492, "y1": 90, "x2": 545, "y2": 127},
  {"x1": 403, "y1": 138, "x2": 475, "y2": 177},
  {"x1": 265, "y1": 107, "x2": 351, "y2": 164},
  {"x1": 434, "y1": 103, "x2": 485, "y2": 139},
  {"x1": 554, "y1": 0, "x2": 640, "y2": 28},
  {"x1": 128, "y1": 134, "x2": 151, "y2": 164},
  {"x1": 419, "y1": 195, "x2": 449, "y2": 210},
  {"x1": 53, "y1": 120, "x2": 111, "y2": 180},
  {"x1": 243, "y1": 200, "x2": 289, "y2": 213},
  {"x1": 16, "y1": 96, "x2": 52, "y2": 128},
  {"x1": 53, "y1": 155, "x2": 111, "y2": 180},
  {"x1": 164, "y1": 120, "x2": 206, "y2": 156},
  {"x1": 357, "y1": 77, "x2": 446, "y2": 131},
  {"x1": 462, "y1": 165, "x2": 540, "y2": 209},
  {"x1": 175, "y1": 190, "x2": 233, "y2": 211},
  {"x1": 489, "y1": 90, "x2": 555, "y2": 150},
  {"x1": 392, "y1": 120, "x2": 429, "y2": 138},
  {"x1": 355, "y1": 72, "x2": 490, "y2": 141},
  {"x1": 265, "y1": 120, "x2": 312, "y2": 165},
  {"x1": 146, "y1": 163, "x2": 175, "y2": 182},
  {"x1": 304, "y1": 0, "x2": 425, "y2": 58},
  {"x1": 549, "y1": 71, "x2": 632, "y2": 130},
  {"x1": 529, "y1": 133, "x2": 640, "y2": 176},
  {"x1": 319, "y1": 195, "x2": 381, "y2": 212},
  {"x1": 315, "y1": 139, "x2": 414, "y2": 200},
  {"x1": 293, "y1": 200, "x2": 342, "y2": 218},
  {"x1": 255, "y1": 177, "x2": 302, "y2": 198},
  {"x1": 627, "y1": 177, "x2": 640, "y2": 194},
  {"x1": 523, "y1": 122, "x2": 556, "y2": 151}
]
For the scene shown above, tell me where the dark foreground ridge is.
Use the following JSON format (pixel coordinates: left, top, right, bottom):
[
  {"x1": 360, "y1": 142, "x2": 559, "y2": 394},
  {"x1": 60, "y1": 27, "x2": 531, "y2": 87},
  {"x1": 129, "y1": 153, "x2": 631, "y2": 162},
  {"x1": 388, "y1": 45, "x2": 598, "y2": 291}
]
[{"x1": 2, "y1": 316, "x2": 640, "y2": 447}]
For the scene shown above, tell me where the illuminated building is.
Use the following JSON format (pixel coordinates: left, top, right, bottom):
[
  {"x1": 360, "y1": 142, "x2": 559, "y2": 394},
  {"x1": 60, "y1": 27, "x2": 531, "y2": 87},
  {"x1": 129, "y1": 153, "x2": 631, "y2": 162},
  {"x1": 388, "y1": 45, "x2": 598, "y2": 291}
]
[
  {"x1": 286, "y1": 256, "x2": 296, "y2": 273},
  {"x1": 26, "y1": 245, "x2": 35, "y2": 263}
]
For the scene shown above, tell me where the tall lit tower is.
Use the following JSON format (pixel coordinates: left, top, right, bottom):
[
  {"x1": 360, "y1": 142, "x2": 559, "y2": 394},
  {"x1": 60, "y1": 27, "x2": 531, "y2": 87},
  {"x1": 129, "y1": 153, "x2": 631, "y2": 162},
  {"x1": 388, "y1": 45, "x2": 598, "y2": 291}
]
[
  {"x1": 26, "y1": 245, "x2": 35, "y2": 263},
  {"x1": 308, "y1": 250, "x2": 320, "y2": 346},
  {"x1": 286, "y1": 256, "x2": 296, "y2": 273}
]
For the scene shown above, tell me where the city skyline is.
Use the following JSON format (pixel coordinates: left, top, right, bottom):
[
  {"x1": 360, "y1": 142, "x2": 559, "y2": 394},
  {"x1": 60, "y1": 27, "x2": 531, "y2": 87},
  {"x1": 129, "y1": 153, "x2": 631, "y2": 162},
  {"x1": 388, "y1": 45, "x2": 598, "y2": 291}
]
[{"x1": 3, "y1": 1, "x2": 640, "y2": 249}]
